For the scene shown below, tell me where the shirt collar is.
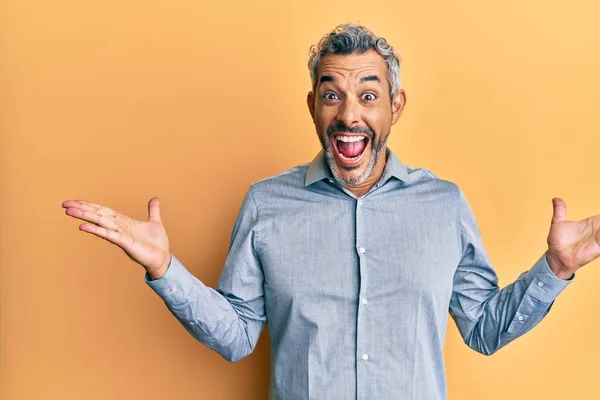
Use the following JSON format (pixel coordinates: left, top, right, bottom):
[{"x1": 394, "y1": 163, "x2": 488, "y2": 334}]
[{"x1": 305, "y1": 147, "x2": 410, "y2": 187}]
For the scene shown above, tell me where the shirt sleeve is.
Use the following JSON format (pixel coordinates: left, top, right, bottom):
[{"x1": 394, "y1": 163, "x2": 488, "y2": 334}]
[
  {"x1": 144, "y1": 187, "x2": 267, "y2": 362},
  {"x1": 448, "y1": 189, "x2": 573, "y2": 355}
]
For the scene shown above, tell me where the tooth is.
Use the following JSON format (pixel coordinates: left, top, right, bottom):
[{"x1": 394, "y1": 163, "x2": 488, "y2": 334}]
[{"x1": 336, "y1": 135, "x2": 365, "y2": 143}]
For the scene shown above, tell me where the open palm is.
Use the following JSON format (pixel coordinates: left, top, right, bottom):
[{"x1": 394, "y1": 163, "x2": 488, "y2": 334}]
[
  {"x1": 547, "y1": 198, "x2": 600, "y2": 273},
  {"x1": 62, "y1": 197, "x2": 171, "y2": 275}
]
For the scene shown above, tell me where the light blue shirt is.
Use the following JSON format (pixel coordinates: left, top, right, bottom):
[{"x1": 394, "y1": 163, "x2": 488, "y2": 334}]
[{"x1": 146, "y1": 148, "x2": 572, "y2": 399}]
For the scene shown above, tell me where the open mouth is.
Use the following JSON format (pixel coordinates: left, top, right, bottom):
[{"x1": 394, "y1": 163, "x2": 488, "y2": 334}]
[{"x1": 332, "y1": 134, "x2": 370, "y2": 167}]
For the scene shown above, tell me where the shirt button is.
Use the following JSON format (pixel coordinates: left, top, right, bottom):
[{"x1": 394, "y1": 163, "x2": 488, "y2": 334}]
[
  {"x1": 357, "y1": 199, "x2": 364, "y2": 206},
  {"x1": 189, "y1": 321, "x2": 195, "y2": 326},
  {"x1": 169, "y1": 287, "x2": 178, "y2": 293},
  {"x1": 362, "y1": 298, "x2": 368, "y2": 305},
  {"x1": 517, "y1": 315, "x2": 524, "y2": 321},
  {"x1": 359, "y1": 247, "x2": 366, "y2": 254},
  {"x1": 537, "y1": 281, "x2": 545, "y2": 287},
  {"x1": 362, "y1": 353, "x2": 369, "y2": 360}
]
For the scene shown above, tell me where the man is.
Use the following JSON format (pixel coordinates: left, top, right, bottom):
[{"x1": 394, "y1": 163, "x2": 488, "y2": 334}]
[{"x1": 62, "y1": 23, "x2": 600, "y2": 399}]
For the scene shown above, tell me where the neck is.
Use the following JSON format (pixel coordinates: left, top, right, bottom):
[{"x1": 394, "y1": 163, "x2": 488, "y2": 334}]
[{"x1": 344, "y1": 150, "x2": 388, "y2": 197}]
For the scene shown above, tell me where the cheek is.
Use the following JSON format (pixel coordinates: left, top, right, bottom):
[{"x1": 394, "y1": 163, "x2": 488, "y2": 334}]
[
  {"x1": 314, "y1": 110, "x2": 335, "y2": 134},
  {"x1": 364, "y1": 109, "x2": 392, "y2": 138}
]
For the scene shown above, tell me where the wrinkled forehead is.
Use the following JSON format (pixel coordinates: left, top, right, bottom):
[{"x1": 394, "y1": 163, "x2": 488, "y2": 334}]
[{"x1": 316, "y1": 50, "x2": 387, "y2": 85}]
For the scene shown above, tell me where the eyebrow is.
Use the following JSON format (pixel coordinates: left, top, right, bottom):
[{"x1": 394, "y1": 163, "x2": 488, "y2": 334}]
[
  {"x1": 318, "y1": 75, "x2": 381, "y2": 85},
  {"x1": 319, "y1": 75, "x2": 335, "y2": 84},
  {"x1": 360, "y1": 75, "x2": 380, "y2": 84}
]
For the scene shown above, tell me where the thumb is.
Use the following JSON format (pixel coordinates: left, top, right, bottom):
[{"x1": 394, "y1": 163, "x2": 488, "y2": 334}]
[
  {"x1": 148, "y1": 197, "x2": 162, "y2": 223},
  {"x1": 551, "y1": 197, "x2": 567, "y2": 224}
]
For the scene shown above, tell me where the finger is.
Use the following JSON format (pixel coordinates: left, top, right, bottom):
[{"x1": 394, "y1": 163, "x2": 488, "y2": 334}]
[
  {"x1": 76, "y1": 202, "x2": 118, "y2": 219},
  {"x1": 72, "y1": 200, "x2": 118, "y2": 215},
  {"x1": 64, "y1": 200, "x2": 120, "y2": 225},
  {"x1": 551, "y1": 197, "x2": 567, "y2": 224},
  {"x1": 77, "y1": 200, "x2": 111, "y2": 209},
  {"x1": 66, "y1": 207, "x2": 120, "y2": 231},
  {"x1": 148, "y1": 197, "x2": 162, "y2": 223},
  {"x1": 62, "y1": 199, "x2": 117, "y2": 216},
  {"x1": 79, "y1": 223, "x2": 127, "y2": 248},
  {"x1": 63, "y1": 199, "x2": 102, "y2": 208},
  {"x1": 62, "y1": 199, "x2": 85, "y2": 208}
]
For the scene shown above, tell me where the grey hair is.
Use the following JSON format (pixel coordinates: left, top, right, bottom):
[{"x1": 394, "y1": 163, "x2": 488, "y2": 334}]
[{"x1": 308, "y1": 23, "x2": 402, "y2": 100}]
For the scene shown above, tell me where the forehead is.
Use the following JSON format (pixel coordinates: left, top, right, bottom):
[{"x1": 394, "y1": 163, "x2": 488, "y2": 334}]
[{"x1": 316, "y1": 49, "x2": 387, "y2": 83}]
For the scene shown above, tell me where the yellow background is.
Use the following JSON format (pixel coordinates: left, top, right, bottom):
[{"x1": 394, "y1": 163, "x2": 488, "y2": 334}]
[{"x1": 2, "y1": 0, "x2": 600, "y2": 399}]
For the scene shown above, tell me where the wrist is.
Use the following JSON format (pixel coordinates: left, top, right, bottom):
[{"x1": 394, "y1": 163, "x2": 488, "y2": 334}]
[
  {"x1": 546, "y1": 250, "x2": 574, "y2": 280},
  {"x1": 147, "y1": 254, "x2": 172, "y2": 281}
]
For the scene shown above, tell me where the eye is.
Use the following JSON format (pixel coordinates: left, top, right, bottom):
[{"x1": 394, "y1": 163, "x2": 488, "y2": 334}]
[
  {"x1": 361, "y1": 93, "x2": 377, "y2": 101},
  {"x1": 322, "y1": 92, "x2": 340, "y2": 101}
]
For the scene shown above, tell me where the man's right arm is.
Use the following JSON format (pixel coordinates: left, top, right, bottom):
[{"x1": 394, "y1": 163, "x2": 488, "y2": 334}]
[{"x1": 145, "y1": 188, "x2": 267, "y2": 362}]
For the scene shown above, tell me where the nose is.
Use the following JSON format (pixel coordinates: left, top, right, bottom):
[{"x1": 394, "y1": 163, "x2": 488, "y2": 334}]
[{"x1": 336, "y1": 97, "x2": 360, "y2": 128}]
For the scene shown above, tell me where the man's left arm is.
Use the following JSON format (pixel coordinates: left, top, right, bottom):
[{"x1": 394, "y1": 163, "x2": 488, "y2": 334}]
[{"x1": 449, "y1": 189, "x2": 599, "y2": 355}]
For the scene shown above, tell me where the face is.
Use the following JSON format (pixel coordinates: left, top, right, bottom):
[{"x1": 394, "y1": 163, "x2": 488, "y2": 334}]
[{"x1": 307, "y1": 49, "x2": 406, "y2": 187}]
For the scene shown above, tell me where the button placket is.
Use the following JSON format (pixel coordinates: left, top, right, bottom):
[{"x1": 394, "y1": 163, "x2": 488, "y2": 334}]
[{"x1": 355, "y1": 193, "x2": 370, "y2": 396}]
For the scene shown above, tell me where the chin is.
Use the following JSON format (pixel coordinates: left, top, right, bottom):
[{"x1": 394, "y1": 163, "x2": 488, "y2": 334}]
[
  {"x1": 329, "y1": 154, "x2": 377, "y2": 187},
  {"x1": 335, "y1": 168, "x2": 367, "y2": 186}
]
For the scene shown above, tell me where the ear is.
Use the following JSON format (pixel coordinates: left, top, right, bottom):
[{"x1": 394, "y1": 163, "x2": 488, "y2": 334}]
[
  {"x1": 307, "y1": 91, "x2": 315, "y2": 123},
  {"x1": 391, "y1": 89, "x2": 407, "y2": 125}
]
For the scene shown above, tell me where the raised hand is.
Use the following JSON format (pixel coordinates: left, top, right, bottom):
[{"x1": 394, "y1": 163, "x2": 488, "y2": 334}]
[
  {"x1": 62, "y1": 197, "x2": 171, "y2": 279},
  {"x1": 545, "y1": 197, "x2": 600, "y2": 280}
]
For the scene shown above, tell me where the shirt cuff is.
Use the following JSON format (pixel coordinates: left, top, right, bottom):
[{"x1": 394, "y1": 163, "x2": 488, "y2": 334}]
[
  {"x1": 524, "y1": 252, "x2": 573, "y2": 303},
  {"x1": 144, "y1": 254, "x2": 196, "y2": 304}
]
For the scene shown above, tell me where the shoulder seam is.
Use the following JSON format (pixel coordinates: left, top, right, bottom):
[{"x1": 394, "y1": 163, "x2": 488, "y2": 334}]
[
  {"x1": 247, "y1": 185, "x2": 263, "y2": 256},
  {"x1": 248, "y1": 185, "x2": 262, "y2": 223},
  {"x1": 454, "y1": 183, "x2": 463, "y2": 254}
]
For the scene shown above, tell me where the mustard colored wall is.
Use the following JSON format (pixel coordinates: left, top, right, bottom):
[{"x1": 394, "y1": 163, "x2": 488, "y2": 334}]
[{"x1": 2, "y1": 1, "x2": 600, "y2": 399}]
